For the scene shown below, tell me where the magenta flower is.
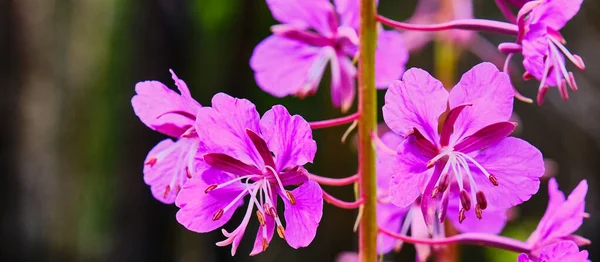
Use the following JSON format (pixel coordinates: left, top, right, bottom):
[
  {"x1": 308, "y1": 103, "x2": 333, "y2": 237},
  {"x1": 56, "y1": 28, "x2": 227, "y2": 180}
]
[
  {"x1": 131, "y1": 70, "x2": 202, "y2": 204},
  {"x1": 376, "y1": 131, "x2": 507, "y2": 260},
  {"x1": 525, "y1": 178, "x2": 589, "y2": 257},
  {"x1": 250, "y1": 0, "x2": 408, "y2": 111},
  {"x1": 175, "y1": 93, "x2": 322, "y2": 255},
  {"x1": 517, "y1": 240, "x2": 589, "y2": 262},
  {"x1": 508, "y1": 0, "x2": 585, "y2": 104},
  {"x1": 382, "y1": 62, "x2": 545, "y2": 229}
]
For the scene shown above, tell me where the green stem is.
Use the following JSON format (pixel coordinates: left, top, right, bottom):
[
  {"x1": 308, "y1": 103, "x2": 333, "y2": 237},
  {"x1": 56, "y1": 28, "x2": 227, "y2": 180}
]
[{"x1": 357, "y1": 0, "x2": 378, "y2": 261}]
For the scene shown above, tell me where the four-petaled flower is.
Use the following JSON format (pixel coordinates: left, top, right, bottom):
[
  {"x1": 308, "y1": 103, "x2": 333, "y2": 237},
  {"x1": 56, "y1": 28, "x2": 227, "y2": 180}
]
[
  {"x1": 175, "y1": 93, "x2": 323, "y2": 256},
  {"x1": 132, "y1": 70, "x2": 202, "y2": 204},
  {"x1": 376, "y1": 131, "x2": 508, "y2": 260},
  {"x1": 382, "y1": 62, "x2": 545, "y2": 229},
  {"x1": 251, "y1": 0, "x2": 408, "y2": 112},
  {"x1": 503, "y1": 0, "x2": 585, "y2": 104},
  {"x1": 517, "y1": 240, "x2": 589, "y2": 262},
  {"x1": 525, "y1": 178, "x2": 589, "y2": 258}
]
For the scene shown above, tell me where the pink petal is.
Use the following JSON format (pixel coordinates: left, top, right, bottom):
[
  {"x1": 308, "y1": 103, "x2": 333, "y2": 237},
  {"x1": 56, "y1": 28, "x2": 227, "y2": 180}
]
[
  {"x1": 440, "y1": 103, "x2": 472, "y2": 147},
  {"x1": 471, "y1": 137, "x2": 544, "y2": 209},
  {"x1": 537, "y1": 241, "x2": 588, "y2": 261},
  {"x1": 383, "y1": 68, "x2": 448, "y2": 143},
  {"x1": 411, "y1": 207, "x2": 432, "y2": 262},
  {"x1": 194, "y1": 93, "x2": 262, "y2": 166},
  {"x1": 522, "y1": 23, "x2": 562, "y2": 87},
  {"x1": 529, "y1": 0, "x2": 583, "y2": 30},
  {"x1": 132, "y1": 81, "x2": 197, "y2": 138},
  {"x1": 389, "y1": 137, "x2": 430, "y2": 208},
  {"x1": 376, "y1": 202, "x2": 409, "y2": 254},
  {"x1": 375, "y1": 30, "x2": 408, "y2": 89},
  {"x1": 251, "y1": 36, "x2": 328, "y2": 99},
  {"x1": 330, "y1": 53, "x2": 357, "y2": 111},
  {"x1": 266, "y1": 0, "x2": 338, "y2": 36},
  {"x1": 517, "y1": 253, "x2": 532, "y2": 262},
  {"x1": 143, "y1": 139, "x2": 191, "y2": 204},
  {"x1": 203, "y1": 153, "x2": 262, "y2": 176},
  {"x1": 279, "y1": 166, "x2": 309, "y2": 186},
  {"x1": 175, "y1": 168, "x2": 246, "y2": 233},
  {"x1": 454, "y1": 122, "x2": 517, "y2": 153},
  {"x1": 448, "y1": 62, "x2": 514, "y2": 142},
  {"x1": 446, "y1": 187, "x2": 508, "y2": 234},
  {"x1": 260, "y1": 105, "x2": 317, "y2": 171},
  {"x1": 376, "y1": 132, "x2": 404, "y2": 189},
  {"x1": 281, "y1": 180, "x2": 323, "y2": 248}
]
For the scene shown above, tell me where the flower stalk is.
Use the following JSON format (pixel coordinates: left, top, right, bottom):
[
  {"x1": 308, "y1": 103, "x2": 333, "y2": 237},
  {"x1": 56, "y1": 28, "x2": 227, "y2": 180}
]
[
  {"x1": 376, "y1": 15, "x2": 519, "y2": 35},
  {"x1": 358, "y1": 0, "x2": 378, "y2": 260}
]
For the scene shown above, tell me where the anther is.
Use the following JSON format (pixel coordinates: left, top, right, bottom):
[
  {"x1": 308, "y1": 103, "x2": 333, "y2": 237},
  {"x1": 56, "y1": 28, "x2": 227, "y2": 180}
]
[
  {"x1": 489, "y1": 174, "x2": 499, "y2": 186},
  {"x1": 205, "y1": 184, "x2": 218, "y2": 194},
  {"x1": 438, "y1": 174, "x2": 449, "y2": 193},
  {"x1": 459, "y1": 190, "x2": 471, "y2": 211},
  {"x1": 475, "y1": 204, "x2": 483, "y2": 220},
  {"x1": 145, "y1": 157, "x2": 157, "y2": 167},
  {"x1": 256, "y1": 210, "x2": 266, "y2": 226},
  {"x1": 261, "y1": 238, "x2": 269, "y2": 252},
  {"x1": 263, "y1": 204, "x2": 273, "y2": 216},
  {"x1": 164, "y1": 185, "x2": 171, "y2": 198},
  {"x1": 285, "y1": 191, "x2": 297, "y2": 205},
  {"x1": 270, "y1": 207, "x2": 278, "y2": 218},
  {"x1": 277, "y1": 225, "x2": 286, "y2": 239},
  {"x1": 476, "y1": 191, "x2": 488, "y2": 210},
  {"x1": 426, "y1": 160, "x2": 435, "y2": 169},
  {"x1": 212, "y1": 209, "x2": 224, "y2": 221},
  {"x1": 180, "y1": 127, "x2": 197, "y2": 138},
  {"x1": 186, "y1": 167, "x2": 192, "y2": 178},
  {"x1": 431, "y1": 186, "x2": 439, "y2": 198},
  {"x1": 458, "y1": 208, "x2": 466, "y2": 223}
]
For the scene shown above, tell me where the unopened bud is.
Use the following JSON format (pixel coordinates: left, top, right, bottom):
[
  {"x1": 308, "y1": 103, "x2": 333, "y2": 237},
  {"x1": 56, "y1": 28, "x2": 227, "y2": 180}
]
[
  {"x1": 458, "y1": 208, "x2": 466, "y2": 223},
  {"x1": 256, "y1": 211, "x2": 266, "y2": 226},
  {"x1": 205, "y1": 184, "x2": 218, "y2": 194},
  {"x1": 459, "y1": 190, "x2": 471, "y2": 211},
  {"x1": 476, "y1": 191, "x2": 488, "y2": 210},
  {"x1": 489, "y1": 174, "x2": 499, "y2": 186},
  {"x1": 285, "y1": 191, "x2": 296, "y2": 205},
  {"x1": 212, "y1": 209, "x2": 224, "y2": 221},
  {"x1": 277, "y1": 225, "x2": 286, "y2": 239},
  {"x1": 475, "y1": 204, "x2": 483, "y2": 219}
]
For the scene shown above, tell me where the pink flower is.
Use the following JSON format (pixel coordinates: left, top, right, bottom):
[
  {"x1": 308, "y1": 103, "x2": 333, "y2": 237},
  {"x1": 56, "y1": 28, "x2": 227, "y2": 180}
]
[
  {"x1": 131, "y1": 70, "x2": 202, "y2": 204},
  {"x1": 376, "y1": 132, "x2": 507, "y2": 260},
  {"x1": 175, "y1": 93, "x2": 322, "y2": 255},
  {"x1": 250, "y1": 0, "x2": 408, "y2": 111},
  {"x1": 504, "y1": 0, "x2": 585, "y2": 104},
  {"x1": 525, "y1": 178, "x2": 589, "y2": 257},
  {"x1": 382, "y1": 62, "x2": 545, "y2": 229},
  {"x1": 517, "y1": 241, "x2": 589, "y2": 262}
]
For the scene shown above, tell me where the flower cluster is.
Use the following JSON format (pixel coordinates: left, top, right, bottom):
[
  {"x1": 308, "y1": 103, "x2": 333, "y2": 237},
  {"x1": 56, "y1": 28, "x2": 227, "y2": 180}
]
[{"x1": 131, "y1": 0, "x2": 591, "y2": 260}]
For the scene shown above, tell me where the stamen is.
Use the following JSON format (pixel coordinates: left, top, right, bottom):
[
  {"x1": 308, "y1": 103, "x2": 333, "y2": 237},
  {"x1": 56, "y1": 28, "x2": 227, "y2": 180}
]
[
  {"x1": 145, "y1": 157, "x2": 157, "y2": 166},
  {"x1": 186, "y1": 167, "x2": 192, "y2": 178},
  {"x1": 213, "y1": 209, "x2": 224, "y2": 221},
  {"x1": 206, "y1": 175, "x2": 261, "y2": 193},
  {"x1": 265, "y1": 165, "x2": 288, "y2": 196},
  {"x1": 459, "y1": 190, "x2": 472, "y2": 211},
  {"x1": 277, "y1": 225, "x2": 286, "y2": 239},
  {"x1": 286, "y1": 191, "x2": 297, "y2": 205},
  {"x1": 180, "y1": 127, "x2": 196, "y2": 138},
  {"x1": 476, "y1": 191, "x2": 488, "y2": 210},
  {"x1": 261, "y1": 238, "x2": 269, "y2": 252},
  {"x1": 256, "y1": 210, "x2": 266, "y2": 226},
  {"x1": 431, "y1": 186, "x2": 440, "y2": 198},
  {"x1": 568, "y1": 72, "x2": 578, "y2": 91},
  {"x1": 426, "y1": 150, "x2": 451, "y2": 168},
  {"x1": 549, "y1": 37, "x2": 586, "y2": 70},
  {"x1": 489, "y1": 174, "x2": 499, "y2": 186},
  {"x1": 475, "y1": 205, "x2": 483, "y2": 220},
  {"x1": 164, "y1": 185, "x2": 171, "y2": 198},
  {"x1": 205, "y1": 184, "x2": 218, "y2": 194},
  {"x1": 458, "y1": 208, "x2": 466, "y2": 223},
  {"x1": 438, "y1": 173, "x2": 450, "y2": 193}
]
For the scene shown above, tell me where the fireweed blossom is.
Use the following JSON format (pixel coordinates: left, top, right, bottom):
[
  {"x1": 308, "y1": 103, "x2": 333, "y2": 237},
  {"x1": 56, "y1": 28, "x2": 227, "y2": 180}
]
[
  {"x1": 376, "y1": 131, "x2": 507, "y2": 260},
  {"x1": 500, "y1": 0, "x2": 585, "y2": 104},
  {"x1": 250, "y1": 0, "x2": 408, "y2": 111},
  {"x1": 525, "y1": 178, "x2": 589, "y2": 257},
  {"x1": 131, "y1": 70, "x2": 202, "y2": 204},
  {"x1": 517, "y1": 240, "x2": 589, "y2": 262},
  {"x1": 175, "y1": 93, "x2": 323, "y2": 255},
  {"x1": 382, "y1": 62, "x2": 545, "y2": 229}
]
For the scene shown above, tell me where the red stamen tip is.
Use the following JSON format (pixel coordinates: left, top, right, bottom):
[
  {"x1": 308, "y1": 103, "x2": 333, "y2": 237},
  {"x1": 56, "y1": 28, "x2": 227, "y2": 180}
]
[
  {"x1": 431, "y1": 186, "x2": 439, "y2": 198},
  {"x1": 256, "y1": 211, "x2": 266, "y2": 226},
  {"x1": 475, "y1": 204, "x2": 483, "y2": 220},
  {"x1": 460, "y1": 190, "x2": 472, "y2": 211},
  {"x1": 212, "y1": 209, "x2": 224, "y2": 221},
  {"x1": 205, "y1": 184, "x2": 218, "y2": 194},
  {"x1": 286, "y1": 191, "x2": 297, "y2": 205},
  {"x1": 277, "y1": 225, "x2": 286, "y2": 239},
  {"x1": 186, "y1": 167, "x2": 193, "y2": 178},
  {"x1": 459, "y1": 209, "x2": 466, "y2": 223},
  {"x1": 489, "y1": 174, "x2": 499, "y2": 186},
  {"x1": 145, "y1": 157, "x2": 157, "y2": 167},
  {"x1": 163, "y1": 185, "x2": 171, "y2": 198},
  {"x1": 261, "y1": 238, "x2": 269, "y2": 252},
  {"x1": 476, "y1": 191, "x2": 488, "y2": 210}
]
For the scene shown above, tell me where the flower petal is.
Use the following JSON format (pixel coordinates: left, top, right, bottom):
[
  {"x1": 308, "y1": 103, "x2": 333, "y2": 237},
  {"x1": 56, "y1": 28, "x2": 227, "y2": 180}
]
[
  {"x1": 260, "y1": 105, "x2": 317, "y2": 171},
  {"x1": 383, "y1": 68, "x2": 448, "y2": 143},
  {"x1": 454, "y1": 122, "x2": 517, "y2": 153},
  {"x1": 175, "y1": 168, "x2": 246, "y2": 233},
  {"x1": 375, "y1": 30, "x2": 408, "y2": 89},
  {"x1": 376, "y1": 202, "x2": 409, "y2": 254},
  {"x1": 266, "y1": 0, "x2": 338, "y2": 36},
  {"x1": 203, "y1": 153, "x2": 262, "y2": 176},
  {"x1": 377, "y1": 132, "x2": 404, "y2": 189},
  {"x1": 529, "y1": 0, "x2": 583, "y2": 30},
  {"x1": 471, "y1": 137, "x2": 544, "y2": 209},
  {"x1": 330, "y1": 53, "x2": 357, "y2": 111},
  {"x1": 281, "y1": 180, "x2": 323, "y2": 248},
  {"x1": 280, "y1": 166, "x2": 310, "y2": 186},
  {"x1": 448, "y1": 62, "x2": 514, "y2": 142},
  {"x1": 194, "y1": 93, "x2": 262, "y2": 165},
  {"x1": 522, "y1": 23, "x2": 563, "y2": 87},
  {"x1": 411, "y1": 208, "x2": 432, "y2": 262},
  {"x1": 537, "y1": 240, "x2": 589, "y2": 261},
  {"x1": 446, "y1": 186, "x2": 508, "y2": 234},
  {"x1": 251, "y1": 36, "x2": 329, "y2": 98},
  {"x1": 132, "y1": 81, "x2": 197, "y2": 137},
  {"x1": 144, "y1": 138, "x2": 199, "y2": 204},
  {"x1": 389, "y1": 137, "x2": 430, "y2": 208}
]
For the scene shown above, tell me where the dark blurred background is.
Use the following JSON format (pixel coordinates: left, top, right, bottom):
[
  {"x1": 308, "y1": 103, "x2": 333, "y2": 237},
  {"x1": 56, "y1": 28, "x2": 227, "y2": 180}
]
[{"x1": 1, "y1": 0, "x2": 598, "y2": 261}]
